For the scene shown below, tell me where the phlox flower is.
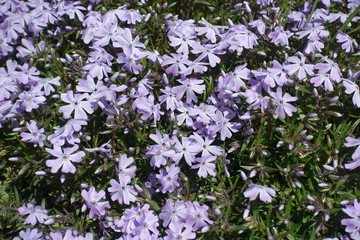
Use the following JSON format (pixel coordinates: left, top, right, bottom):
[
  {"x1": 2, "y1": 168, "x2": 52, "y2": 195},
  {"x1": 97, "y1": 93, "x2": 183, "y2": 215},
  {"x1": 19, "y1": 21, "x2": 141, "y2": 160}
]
[
  {"x1": 188, "y1": 132, "x2": 223, "y2": 157},
  {"x1": 344, "y1": 137, "x2": 360, "y2": 170},
  {"x1": 310, "y1": 73, "x2": 335, "y2": 91},
  {"x1": 343, "y1": 79, "x2": 360, "y2": 107},
  {"x1": 122, "y1": 9, "x2": 142, "y2": 25},
  {"x1": 342, "y1": 199, "x2": 360, "y2": 239},
  {"x1": 81, "y1": 186, "x2": 110, "y2": 219},
  {"x1": 156, "y1": 164, "x2": 180, "y2": 193},
  {"x1": 47, "y1": 119, "x2": 87, "y2": 146},
  {"x1": 136, "y1": 95, "x2": 164, "y2": 125},
  {"x1": 192, "y1": 155, "x2": 217, "y2": 178},
  {"x1": 18, "y1": 90, "x2": 46, "y2": 112},
  {"x1": 270, "y1": 87, "x2": 297, "y2": 119},
  {"x1": 83, "y1": 61, "x2": 112, "y2": 79},
  {"x1": 284, "y1": 54, "x2": 314, "y2": 80},
  {"x1": 185, "y1": 201, "x2": 213, "y2": 231},
  {"x1": 115, "y1": 155, "x2": 137, "y2": 182},
  {"x1": 46, "y1": 144, "x2": 85, "y2": 174},
  {"x1": 20, "y1": 120, "x2": 46, "y2": 147},
  {"x1": 117, "y1": 47, "x2": 147, "y2": 74},
  {"x1": 168, "y1": 29, "x2": 197, "y2": 54},
  {"x1": 208, "y1": 110, "x2": 239, "y2": 141},
  {"x1": 244, "y1": 184, "x2": 276, "y2": 203},
  {"x1": 172, "y1": 78, "x2": 205, "y2": 104},
  {"x1": 174, "y1": 136, "x2": 197, "y2": 165},
  {"x1": 196, "y1": 18, "x2": 222, "y2": 43},
  {"x1": 336, "y1": 31, "x2": 358, "y2": 53},
  {"x1": 314, "y1": 57, "x2": 342, "y2": 83},
  {"x1": 59, "y1": 91, "x2": 94, "y2": 120},
  {"x1": 164, "y1": 223, "x2": 196, "y2": 240},
  {"x1": 146, "y1": 144, "x2": 176, "y2": 168},
  {"x1": 108, "y1": 176, "x2": 138, "y2": 205},
  {"x1": 13, "y1": 228, "x2": 42, "y2": 240},
  {"x1": 268, "y1": 26, "x2": 293, "y2": 46},
  {"x1": 18, "y1": 203, "x2": 48, "y2": 226},
  {"x1": 159, "y1": 199, "x2": 188, "y2": 227},
  {"x1": 304, "y1": 39, "x2": 324, "y2": 54},
  {"x1": 161, "y1": 53, "x2": 189, "y2": 76},
  {"x1": 33, "y1": 76, "x2": 61, "y2": 96}
]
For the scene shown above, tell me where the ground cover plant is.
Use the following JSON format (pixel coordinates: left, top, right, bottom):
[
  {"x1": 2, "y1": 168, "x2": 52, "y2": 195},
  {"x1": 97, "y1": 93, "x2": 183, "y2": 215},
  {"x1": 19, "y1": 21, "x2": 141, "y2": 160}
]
[{"x1": 0, "y1": 0, "x2": 359, "y2": 239}]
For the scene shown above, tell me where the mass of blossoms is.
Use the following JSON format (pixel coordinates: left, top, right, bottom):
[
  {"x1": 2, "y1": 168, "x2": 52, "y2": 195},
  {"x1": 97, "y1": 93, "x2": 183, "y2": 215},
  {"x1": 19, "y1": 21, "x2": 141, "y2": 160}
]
[{"x1": 0, "y1": 0, "x2": 359, "y2": 239}]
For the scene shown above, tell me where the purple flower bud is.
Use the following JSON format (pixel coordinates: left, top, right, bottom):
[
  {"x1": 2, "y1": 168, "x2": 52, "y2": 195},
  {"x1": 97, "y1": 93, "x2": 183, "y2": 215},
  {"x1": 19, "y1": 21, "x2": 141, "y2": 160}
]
[
  {"x1": 44, "y1": 218, "x2": 55, "y2": 225},
  {"x1": 277, "y1": 141, "x2": 284, "y2": 148},
  {"x1": 307, "y1": 205, "x2": 315, "y2": 211},
  {"x1": 35, "y1": 171, "x2": 47, "y2": 176},
  {"x1": 214, "y1": 208, "x2": 222, "y2": 216}
]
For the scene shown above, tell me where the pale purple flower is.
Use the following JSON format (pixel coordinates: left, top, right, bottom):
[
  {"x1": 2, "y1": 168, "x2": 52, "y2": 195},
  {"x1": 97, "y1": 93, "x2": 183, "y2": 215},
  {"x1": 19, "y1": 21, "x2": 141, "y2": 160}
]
[
  {"x1": 20, "y1": 120, "x2": 46, "y2": 147},
  {"x1": 188, "y1": 132, "x2": 223, "y2": 156},
  {"x1": 33, "y1": 76, "x2": 61, "y2": 96},
  {"x1": 115, "y1": 155, "x2": 137, "y2": 182},
  {"x1": 81, "y1": 186, "x2": 110, "y2": 219},
  {"x1": 304, "y1": 39, "x2": 325, "y2": 54},
  {"x1": 18, "y1": 90, "x2": 46, "y2": 112},
  {"x1": 270, "y1": 87, "x2": 297, "y2": 119},
  {"x1": 108, "y1": 176, "x2": 138, "y2": 205},
  {"x1": 146, "y1": 145, "x2": 176, "y2": 168},
  {"x1": 161, "y1": 53, "x2": 189, "y2": 76},
  {"x1": 122, "y1": 9, "x2": 142, "y2": 25},
  {"x1": 59, "y1": 91, "x2": 94, "y2": 120},
  {"x1": 284, "y1": 54, "x2": 314, "y2": 80},
  {"x1": 192, "y1": 155, "x2": 217, "y2": 178},
  {"x1": 164, "y1": 223, "x2": 196, "y2": 240},
  {"x1": 310, "y1": 73, "x2": 334, "y2": 91},
  {"x1": 268, "y1": 26, "x2": 293, "y2": 46},
  {"x1": 344, "y1": 137, "x2": 360, "y2": 170},
  {"x1": 13, "y1": 228, "x2": 42, "y2": 240},
  {"x1": 185, "y1": 201, "x2": 213, "y2": 231},
  {"x1": 47, "y1": 119, "x2": 87, "y2": 146},
  {"x1": 46, "y1": 144, "x2": 85, "y2": 174},
  {"x1": 159, "y1": 87, "x2": 182, "y2": 111},
  {"x1": 83, "y1": 61, "x2": 111, "y2": 79},
  {"x1": 168, "y1": 29, "x2": 197, "y2": 54},
  {"x1": 117, "y1": 47, "x2": 146, "y2": 74},
  {"x1": 18, "y1": 203, "x2": 48, "y2": 225},
  {"x1": 172, "y1": 78, "x2": 205, "y2": 104},
  {"x1": 156, "y1": 164, "x2": 180, "y2": 193},
  {"x1": 314, "y1": 57, "x2": 342, "y2": 83},
  {"x1": 88, "y1": 47, "x2": 114, "y2": 65},
  {"x1": 341, "y1": 199, "x2": 360, "y2": 238},
  {"x1": 196, "y1": 18, "x2": 222, "y2": 43},
  {"x1": 249, "y1": 19, "x2": 266, "y2": 35},
  {"x1": 244, "y1": 184, "x2": 276, "y2": 202},
  {"x1": 343, "y1": 79, "x2": 360, "y2": 107},
  {"x1": 179, "y1": 58, "x2": 208, "y2": 76},
  {"x1": 336, "y1": 31, "x2": 358, "y2": 53},
  {"x1": 174, "y1": 136, "x2": 197, "y2": 165},
  {"x1": 136, "y1": 95, "x2": 164, "y2": 125},
  {"x1": 159, "y1": 199, "x2": 188, "y2": 227},
  {"x1": 209, "y1": 110, "x2": 239, "y2": 141},
  {"x1": 16, "y1": 63, "x2": 39, "y2": 85}
]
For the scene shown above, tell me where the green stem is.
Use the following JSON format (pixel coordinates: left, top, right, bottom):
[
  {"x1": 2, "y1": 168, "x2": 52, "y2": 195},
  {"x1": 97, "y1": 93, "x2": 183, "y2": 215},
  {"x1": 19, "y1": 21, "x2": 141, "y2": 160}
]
[{"x1": 304, "y1": 0, "x2": 319, "y2": 27}]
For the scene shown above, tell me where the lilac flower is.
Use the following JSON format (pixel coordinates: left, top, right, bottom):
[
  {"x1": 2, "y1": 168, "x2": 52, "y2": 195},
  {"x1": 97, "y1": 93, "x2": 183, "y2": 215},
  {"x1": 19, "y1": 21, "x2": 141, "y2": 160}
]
[
  {"x1": 122, "y1": 9, "x2": 142, "y2": 25},
  {"x1": 59, "y1": 91, "x2": 94, "y2": 120},
  {"x1": 81, "y1": 186, "x2": 110, "y2": 219},
  {"x1": 13, "y1": 228, "x2": 42, "y2": 240},
  {"x1": 18, "y1": 203, "x2": 48, "y2": 225},
  {"x1": 88, "y1": 47, "x2": 114, "y2": 65},
  {"x1": 270, "y1": 87, "x2": 297, "y2": 119},
  {"x1": 172, "y1": 78, "x2": 205, "y2": 104},
  {"x1": 47, "y1": 119, "x2": 87, "y2": 146},
  {"x1": 146, "y1": 145, "x2": 176, "y2": 168},
  {"x1": 159, "y1": 199, "x2": 188, "y2": 227},
  {"x1": 117, "y1": 47, "x2": 146, "y2": 74},
  {"x1": 46, "y1": 144, "x2": 85, "y2": 174},
  {"x1": 174, "y1": 136, "x2": 197, "y2": 165},
  {"x1": 244, "y1": 184, "x2": 276, "y2": 202},
  {"x1": 229, "y1": 64, "x2": 251, "y2": 89},
  {"x1": 18, "y1": 90, "x2": 46, "y2": 112},
  {"x1": 249, "y1": 19, "x2": 266, "y2": 35},
  {"x1": 310, "y1": 73, "x2": 334, "y2": 91},
  {"x1": 115, "y1": 155, "x2": 137, "y2": 182},
  {"x1": 304, "y1": 39, "x2": 325, "y2": 54},
  {"x1": 343, "y1": 79, "x2": 360, "y2": 107},
  {"x1": 341, "y1": 199, "x2": 360, "y2": 239},
  {"x1": 159, "y1": 87, "x2": 181, "y2": 111},
  {"x1": 136, "y1": 95, "x2": 164, "y2": 125},
  {"x1": 188, "y1": 132, "x2": 223, "y2": 156},
  {"x1": 185, "y1": 201, "x2": 213, "y2": 231},
  {"x1": 161, "y1": 53, "x2": 189, "y2": 76},
  {"x1": 191, "y1": 44, "x2": 223, "y2": 68},
  {"x1": 20, "y1": 120, "x2": 46, "y2": 147},
  {"x1": 108, "y1": 176, "x2": 138, "y2": 205},
  {"x1": 168, "y1": 29, "x2": 197, "y2": 54},
  {"x1": 196, "y1": 18, "x2": 222, "y2": 43},
  {"x1": 33, "y1": 76, "x2": 61, "y2": 96},
  {"x1": 314, "y1": 57, "x2": 342, "y2": 83},
  {"x1": 344, "y1": 137, "x2": 360, "y2": 170},
  {"x1": 209, "y1": 110, "x2": 239, "y2": 141},
  {"x1": 83, "y1": 61, "x2": 111, "y2": 79},
  {"x1": 336, "y1": 31, "x2": 358, "y2": 53},
  {"x1": 180, "y1": 58, "x2": 208, "y2": 76},
  {"x1": 268, "y1": 26, "x2": 293, "y2": 46},
  {"x1": 156, "y1": 164, "x2": 180, "y2": 193},
  {"x1": 192, "y1": 155, "x2": 217, "y2": 178},
  {"x1": 16, "y1": 63, "x2": 39, "y2": 84},
  {"x1": 284, "y1": 54, "x2": 314, "y2": 80},
  {"x1": 113, "y1": 28, "x2": 145, "y2": 50},
  {"x1": 164, "y1": 223, "x2": 196, "y2": 240}
]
